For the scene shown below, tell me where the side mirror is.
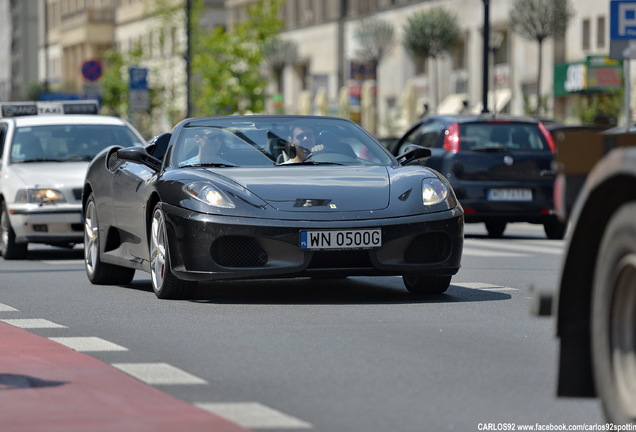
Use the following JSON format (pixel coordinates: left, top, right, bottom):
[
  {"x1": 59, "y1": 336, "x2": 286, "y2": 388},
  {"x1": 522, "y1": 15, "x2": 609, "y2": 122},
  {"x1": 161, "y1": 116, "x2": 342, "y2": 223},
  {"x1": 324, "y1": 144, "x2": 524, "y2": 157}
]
[
  {"x1": 397, "y1": 146, "x2": 431, "y2": 165},
  {"x1": 117, "y1": 146, "x2": 162, "y2": 171}
]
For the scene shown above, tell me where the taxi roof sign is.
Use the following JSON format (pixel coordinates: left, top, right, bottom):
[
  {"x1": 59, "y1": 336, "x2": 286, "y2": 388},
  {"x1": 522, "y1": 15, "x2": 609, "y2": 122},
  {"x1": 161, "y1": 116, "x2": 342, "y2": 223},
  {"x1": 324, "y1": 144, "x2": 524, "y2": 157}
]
[{"x1": 0, "y1": 100, "x2": 100, "y2": 118}]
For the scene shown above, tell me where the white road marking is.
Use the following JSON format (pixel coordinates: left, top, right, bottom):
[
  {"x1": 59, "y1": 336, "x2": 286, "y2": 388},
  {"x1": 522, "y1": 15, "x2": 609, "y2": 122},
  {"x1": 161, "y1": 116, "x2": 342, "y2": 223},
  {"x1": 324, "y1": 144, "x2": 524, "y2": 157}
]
[
  {"x1": 111, "y1": 362, "x2": 208, "y2": 385},
  {"x1": 196, "y1": 402, "x2": 312, "y2": 429},
  {"x1": 0, "y1": 303, "x2": 18, "y2": 312},
  {"x1": 0, "y1": 318, "x2": 66, "y2": 328},
  {"x1": 469, "y1": 239, "x2": 563, "y2": 255},
  {"x1": 462, "y1": 247, "x2": 527, "y2": 257},
  {"x1": 453, "y1": 282, "x2": 519, "y2": 291},
  {"x1": 42, "y1": 260, "x2": 84, "y2": 265},
  {"x1": 48, "y1": 337, "x2": 128, "y2": 352}
]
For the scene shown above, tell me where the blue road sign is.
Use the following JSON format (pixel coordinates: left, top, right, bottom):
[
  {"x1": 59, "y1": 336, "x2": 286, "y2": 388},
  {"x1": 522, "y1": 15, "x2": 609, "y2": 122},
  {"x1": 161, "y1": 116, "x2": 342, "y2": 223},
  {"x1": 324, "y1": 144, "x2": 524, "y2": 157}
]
[
  {"x1": 129, "y1": 67, "x2": 149, "y2": 90},
  {"x1": 611, "y1": 0, "x2": 636, "y2": 39}
]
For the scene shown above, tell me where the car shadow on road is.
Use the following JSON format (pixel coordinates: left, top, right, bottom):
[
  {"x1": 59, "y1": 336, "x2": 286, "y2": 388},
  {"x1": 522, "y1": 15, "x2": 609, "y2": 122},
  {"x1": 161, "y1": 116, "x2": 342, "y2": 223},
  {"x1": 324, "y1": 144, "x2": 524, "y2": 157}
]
[{"x1": 126, "y1": 277, "x2": 511, "y2": 305}]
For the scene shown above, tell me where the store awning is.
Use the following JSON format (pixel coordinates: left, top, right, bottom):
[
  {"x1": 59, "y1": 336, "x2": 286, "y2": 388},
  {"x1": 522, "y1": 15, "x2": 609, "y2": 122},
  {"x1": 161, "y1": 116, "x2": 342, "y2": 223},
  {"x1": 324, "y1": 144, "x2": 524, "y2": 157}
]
[
  {"x1": 437, "y1": 93, "x2": 469, "y2": 114},
  {"x1": 471, "y1": 88, "x2": 511, "y2": 114}
]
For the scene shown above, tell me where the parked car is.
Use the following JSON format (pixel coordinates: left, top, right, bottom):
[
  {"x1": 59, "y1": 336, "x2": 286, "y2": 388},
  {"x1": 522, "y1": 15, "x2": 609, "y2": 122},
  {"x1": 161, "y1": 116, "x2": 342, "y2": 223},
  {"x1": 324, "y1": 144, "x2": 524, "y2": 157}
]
[
  {"x1": 83, "y1": 115, "x2": 464, "y2": 299},
  {"x1": 533, "y1": 129, "x2": 636, "y2": 425},
  {"x1": 0, "y1": 100, "x2": 146, "y2": 259},
  {"x1": 388, "y1": 114, "x2": 565, "y2": 239}
]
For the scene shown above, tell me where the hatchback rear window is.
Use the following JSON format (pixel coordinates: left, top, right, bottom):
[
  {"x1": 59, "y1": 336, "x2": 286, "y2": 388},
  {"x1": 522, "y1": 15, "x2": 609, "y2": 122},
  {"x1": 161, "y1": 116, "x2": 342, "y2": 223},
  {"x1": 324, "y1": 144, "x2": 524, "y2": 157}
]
[{"x1": 459, "y1": 122, "x2": 549, "y2": 151}]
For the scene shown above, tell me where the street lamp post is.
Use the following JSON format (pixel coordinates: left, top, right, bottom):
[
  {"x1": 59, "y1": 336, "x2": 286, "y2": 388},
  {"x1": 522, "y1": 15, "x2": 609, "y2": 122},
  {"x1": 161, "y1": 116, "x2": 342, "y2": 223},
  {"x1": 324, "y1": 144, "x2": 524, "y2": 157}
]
[
  {"x1": 481, "y1": 0, "x2": 490, "y2": 113},
  {"x1": 186, "y1": 0, "x2": 192, "y2": 118}
]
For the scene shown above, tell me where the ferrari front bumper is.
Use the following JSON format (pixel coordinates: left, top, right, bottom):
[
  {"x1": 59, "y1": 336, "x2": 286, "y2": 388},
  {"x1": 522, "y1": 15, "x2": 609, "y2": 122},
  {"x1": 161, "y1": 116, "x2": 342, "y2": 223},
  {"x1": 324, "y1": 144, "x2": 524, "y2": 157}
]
[{"x1": 161, "y1": 203, "x2": 464, "y2": 282}]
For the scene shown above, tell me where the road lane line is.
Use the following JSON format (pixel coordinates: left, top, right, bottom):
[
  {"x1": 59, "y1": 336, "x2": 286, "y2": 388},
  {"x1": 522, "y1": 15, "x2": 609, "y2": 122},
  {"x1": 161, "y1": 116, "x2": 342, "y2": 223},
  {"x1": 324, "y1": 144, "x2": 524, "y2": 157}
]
[
  {"x1": 0, "y1": 318, "x2": 66, "y2": 328},
  {"x1": 196, "y1": 402, "x2": 312, "y2": 429},
  {"x1": 49, "y1": 337, "x2": 128, "y2": 352},
  {"x1": 454, "y1": 282, "x2": 519, "y2": 291},
  {"x1": 0, "y1": 303, "x2": 18, "y2": 311},
  {"x1": 112, "y1": 362, "x2": 208, "y2": 385},
  {"x1": 461, "y1": 247, "x2": 527, "y2": 257},
  {"x1": 469, "y1": 239, "x2": 563, "y2": 255}
]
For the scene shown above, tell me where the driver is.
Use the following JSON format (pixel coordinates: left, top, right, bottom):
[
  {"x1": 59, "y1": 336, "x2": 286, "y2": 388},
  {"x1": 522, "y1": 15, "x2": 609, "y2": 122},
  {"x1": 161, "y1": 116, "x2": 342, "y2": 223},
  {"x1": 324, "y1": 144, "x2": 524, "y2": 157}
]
[{"x1": 281, "y1": 125, "x2": 321, "y2": 164}]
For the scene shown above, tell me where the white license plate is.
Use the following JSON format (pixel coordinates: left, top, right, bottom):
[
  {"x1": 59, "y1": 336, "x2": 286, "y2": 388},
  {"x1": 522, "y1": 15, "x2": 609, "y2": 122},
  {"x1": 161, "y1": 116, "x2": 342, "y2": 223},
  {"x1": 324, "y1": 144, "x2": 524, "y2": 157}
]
[
  {"x1": 300, "y1": 229, "x2": 382, "y2": 250},
  {"x1": 487, "y1": 188, "x2": 533, "y2": 201}
]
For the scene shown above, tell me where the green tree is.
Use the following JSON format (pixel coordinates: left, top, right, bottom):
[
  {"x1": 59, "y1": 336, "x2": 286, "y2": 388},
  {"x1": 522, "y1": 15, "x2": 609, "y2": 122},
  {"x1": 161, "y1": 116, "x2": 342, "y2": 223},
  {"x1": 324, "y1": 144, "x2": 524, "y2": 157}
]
[
  {"x1": 192, "y1": 0, "x2": 283, "y2": 116},
  {"x1": 402, "y1": 7, "x2": 460, "y2": 112},
  {"x1": 575, "y1": 91, "x2": 622, "y2": 127},
  {"x1": 509, "y1": 0, "x2": 574, "y2": 115},
  {"x1": 354, "y1": 18, "x2": 395, "y2": 134}
]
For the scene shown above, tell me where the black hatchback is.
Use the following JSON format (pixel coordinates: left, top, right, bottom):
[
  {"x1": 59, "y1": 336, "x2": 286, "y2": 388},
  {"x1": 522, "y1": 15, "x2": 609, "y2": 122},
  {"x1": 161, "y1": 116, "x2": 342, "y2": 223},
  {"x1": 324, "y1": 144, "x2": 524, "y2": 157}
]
[{"x1": 389, "y1": 114, "x2": 565, "y2": 239}]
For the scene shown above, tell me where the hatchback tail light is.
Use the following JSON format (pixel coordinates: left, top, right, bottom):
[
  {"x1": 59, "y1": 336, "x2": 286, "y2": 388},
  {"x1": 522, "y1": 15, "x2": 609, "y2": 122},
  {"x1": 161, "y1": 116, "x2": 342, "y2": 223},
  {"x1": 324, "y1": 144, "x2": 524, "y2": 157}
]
[
  {"x1": 443, "y1": 123, "x2": 460, "y2": 152},
  {"x1": 538, "y1": 122, "x2": 556, "y2": 153}
]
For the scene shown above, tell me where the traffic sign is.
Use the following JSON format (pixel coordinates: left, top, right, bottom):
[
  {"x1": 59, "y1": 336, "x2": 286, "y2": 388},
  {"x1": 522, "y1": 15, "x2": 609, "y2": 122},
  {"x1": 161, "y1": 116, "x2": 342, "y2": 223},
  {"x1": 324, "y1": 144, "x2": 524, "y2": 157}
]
[
  {"x1": 129, "y1": 67, "x2": 149, "y2": 90},
  {"x1": 82, "y1": 59, "x2": 102, "y2": 81},
  {"x1": 610, "y1": 0, "x2": 636, "y2": 58}
]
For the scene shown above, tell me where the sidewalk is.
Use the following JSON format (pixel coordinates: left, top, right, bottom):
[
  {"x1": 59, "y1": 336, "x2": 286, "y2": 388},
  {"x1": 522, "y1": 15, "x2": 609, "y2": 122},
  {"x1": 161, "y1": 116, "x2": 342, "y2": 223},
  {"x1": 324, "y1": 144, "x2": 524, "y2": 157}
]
[{"x1": 0, "y1": 321, "x2": 250, "y2": 432}]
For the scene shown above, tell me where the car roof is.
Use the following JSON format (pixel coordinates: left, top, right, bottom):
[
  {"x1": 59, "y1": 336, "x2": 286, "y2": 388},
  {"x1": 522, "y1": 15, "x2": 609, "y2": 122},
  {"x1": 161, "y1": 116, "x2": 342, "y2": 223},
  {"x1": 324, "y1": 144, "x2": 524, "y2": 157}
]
[
  {"x1": 8, "y1": 115, "x2": 130, "y2": 127},
  {"x1": 420, "y1": 113, "x2": 543, "y2": 125}
]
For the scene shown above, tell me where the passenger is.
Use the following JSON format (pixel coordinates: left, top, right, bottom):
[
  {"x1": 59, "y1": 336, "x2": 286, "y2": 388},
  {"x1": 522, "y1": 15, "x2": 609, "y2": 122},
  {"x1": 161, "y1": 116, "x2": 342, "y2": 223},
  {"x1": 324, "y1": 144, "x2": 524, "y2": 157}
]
[{"x1": 180, "y1": 129, "x2": 232, "y2": 166}]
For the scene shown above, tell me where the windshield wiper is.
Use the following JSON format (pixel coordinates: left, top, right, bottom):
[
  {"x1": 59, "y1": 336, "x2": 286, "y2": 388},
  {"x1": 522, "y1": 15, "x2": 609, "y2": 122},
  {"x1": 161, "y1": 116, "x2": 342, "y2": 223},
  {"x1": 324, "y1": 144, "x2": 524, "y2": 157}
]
[
  {"x1": 19, "y1": 158, "x2": 66, "y2": 163},
  {"x1": 471, "y1": 145, "x2": 509, "y2": 152},
  {"x1": 280, "y1": 161, "x2": 344, "y2": 166},
  {"x1": 180, "y1": 162, "x2": 238, "y2": 168}
]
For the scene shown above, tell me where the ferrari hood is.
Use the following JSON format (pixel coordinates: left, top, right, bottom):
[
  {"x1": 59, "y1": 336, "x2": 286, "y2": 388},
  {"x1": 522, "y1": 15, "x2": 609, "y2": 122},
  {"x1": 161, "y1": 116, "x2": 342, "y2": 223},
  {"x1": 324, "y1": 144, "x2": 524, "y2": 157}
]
[
  {"x1": 7, "y1": 162, "x2": 87, "y2": 187},
  {"x1": 222, "y1": 166, "x2": 391, "y2": 212}
]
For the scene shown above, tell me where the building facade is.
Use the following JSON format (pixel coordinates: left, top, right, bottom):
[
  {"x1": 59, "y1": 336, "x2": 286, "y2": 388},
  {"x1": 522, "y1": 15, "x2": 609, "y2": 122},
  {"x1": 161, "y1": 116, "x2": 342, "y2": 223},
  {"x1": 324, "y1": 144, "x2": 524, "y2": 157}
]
[{"x1": 0, "y1": 0, "x2": 622, "y2": 137}]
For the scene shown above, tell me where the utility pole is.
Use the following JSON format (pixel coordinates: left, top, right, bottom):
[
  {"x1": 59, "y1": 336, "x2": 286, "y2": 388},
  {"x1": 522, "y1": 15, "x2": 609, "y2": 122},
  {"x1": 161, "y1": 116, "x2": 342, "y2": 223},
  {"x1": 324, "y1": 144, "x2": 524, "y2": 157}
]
[
  {"x1": 481, "y1": 0, "x2": 490, "y2": 113},
  {"x1": 186, "y1": 0, "x2": 192, "y2": 118}
]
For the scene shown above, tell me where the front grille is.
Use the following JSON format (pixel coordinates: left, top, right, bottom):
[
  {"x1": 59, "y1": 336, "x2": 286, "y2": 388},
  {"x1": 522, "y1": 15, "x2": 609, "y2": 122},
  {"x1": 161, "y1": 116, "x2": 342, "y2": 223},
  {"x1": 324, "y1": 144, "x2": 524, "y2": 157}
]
[
  {"x1": 211, "y1": 236, "x2": 268, "y2": 267},
  {"x1": 404, "y1": 232, "x2": 450, "y2": 263},
  {"x1": 308, "y1": 250, "x2": 372, "y2": 269}
]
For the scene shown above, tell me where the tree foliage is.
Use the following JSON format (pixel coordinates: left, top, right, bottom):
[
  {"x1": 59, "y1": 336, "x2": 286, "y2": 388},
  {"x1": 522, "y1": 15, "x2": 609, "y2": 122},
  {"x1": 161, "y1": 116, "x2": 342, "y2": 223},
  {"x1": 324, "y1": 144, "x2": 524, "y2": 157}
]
[
  {"x1": 509, "y1": 0, "x2": 574, "y2": 114},
  {"x1": 192, "y1": 0, "x2": 283, "y2": 116},
  {"x1": 509, "y1": 0, "x2": 573, "y2": 44},
  {"x1": 354, "y1": 18, "x2": 395, "y2": 64},
  {"x1": 402, "y1": 7, "x2": 460, "y2": 60}
]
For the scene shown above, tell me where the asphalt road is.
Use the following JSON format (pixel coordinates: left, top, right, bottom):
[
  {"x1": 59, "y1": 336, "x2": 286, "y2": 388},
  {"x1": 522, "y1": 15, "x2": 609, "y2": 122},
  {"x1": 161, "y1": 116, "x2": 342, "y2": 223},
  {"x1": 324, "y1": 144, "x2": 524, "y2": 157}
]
[{"x1": 0, "y1": 223, "x2": 605, "y2": 431}]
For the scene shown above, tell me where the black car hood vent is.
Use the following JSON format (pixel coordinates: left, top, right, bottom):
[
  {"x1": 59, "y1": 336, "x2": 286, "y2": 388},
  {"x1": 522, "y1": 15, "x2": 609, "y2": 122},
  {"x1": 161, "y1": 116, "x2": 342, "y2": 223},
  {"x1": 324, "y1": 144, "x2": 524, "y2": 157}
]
[{"x1": 225, "y1": 166, "x2": 391, "y2": 212}]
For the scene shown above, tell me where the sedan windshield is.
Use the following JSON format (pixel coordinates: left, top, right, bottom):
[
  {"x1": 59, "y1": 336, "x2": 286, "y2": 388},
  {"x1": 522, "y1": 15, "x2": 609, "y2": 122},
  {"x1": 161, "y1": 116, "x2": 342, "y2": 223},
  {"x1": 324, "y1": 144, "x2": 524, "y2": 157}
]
[
  {"x1": 171, "y1": 116, "x2": 396, "y2": 168},
  {"x1": 10, "y1": 124, "x2": 144, "y2": 164}
]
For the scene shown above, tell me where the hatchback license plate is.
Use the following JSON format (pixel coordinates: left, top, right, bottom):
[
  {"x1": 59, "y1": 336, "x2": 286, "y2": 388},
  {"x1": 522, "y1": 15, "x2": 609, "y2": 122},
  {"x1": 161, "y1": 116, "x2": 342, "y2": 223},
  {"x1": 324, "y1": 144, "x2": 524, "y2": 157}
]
[
  {"x1": 300, "y1": 229, "x2": 382, "y2": 250},
  {"x1": 487, "y1": 188, "x2": 533, "y2": 201}
]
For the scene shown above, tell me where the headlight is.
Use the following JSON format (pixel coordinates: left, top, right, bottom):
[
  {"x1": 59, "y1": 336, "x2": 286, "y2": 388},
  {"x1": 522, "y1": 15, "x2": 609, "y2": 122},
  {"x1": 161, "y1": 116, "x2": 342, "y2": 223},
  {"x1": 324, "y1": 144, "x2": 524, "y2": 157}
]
[
  {"x1": 15, "y1": 188, "x2": 66, "y2": 204},
  {"x1": 421, "y1": 178, "x2": 449, "y2": 206},
  {"x1": 183, "y1": 182, "x2": 235, "y2": 208}
]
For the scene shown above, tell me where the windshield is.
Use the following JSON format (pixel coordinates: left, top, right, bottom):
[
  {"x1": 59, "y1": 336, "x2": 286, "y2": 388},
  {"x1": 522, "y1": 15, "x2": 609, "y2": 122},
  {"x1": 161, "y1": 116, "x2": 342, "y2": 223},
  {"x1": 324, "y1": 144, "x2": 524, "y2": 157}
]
[
  {"x1": 170, "y1": 116, "x2": 396, "y2": 168},
  {"x1": 10, "y1": 124, "x2": 144, "y2": 164}
]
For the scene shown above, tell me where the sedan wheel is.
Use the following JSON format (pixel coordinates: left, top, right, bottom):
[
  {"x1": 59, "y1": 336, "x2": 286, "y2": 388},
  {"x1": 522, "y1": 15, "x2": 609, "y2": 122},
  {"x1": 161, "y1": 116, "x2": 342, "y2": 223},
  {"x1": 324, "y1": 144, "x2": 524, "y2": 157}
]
[
  {"x1": 485, "y1": 221, "x2": 506, "y2": 238},
  {"x1": 402, "y1": 275, "x2": 451, "y2": 295},
  {"x1": 150, "y1": 204, "x2": 196, "y2": 299},
  {"x1": 0, "y1": 202, "x2": 28, "y2": 259},
  {"x1": 592, "y1": 202, "x2": 636, "y2": 424},
  {"x1": 84, "y1": 194, "x2": 135, "y2": 285}
]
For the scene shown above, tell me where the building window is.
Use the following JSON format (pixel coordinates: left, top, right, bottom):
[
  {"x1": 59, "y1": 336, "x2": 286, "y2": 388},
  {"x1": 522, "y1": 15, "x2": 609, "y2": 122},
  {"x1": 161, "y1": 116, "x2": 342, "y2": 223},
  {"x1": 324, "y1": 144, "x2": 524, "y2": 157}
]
[
  {"x1": 582, "y1": 18, "x2": 590, "y2": 50},
  {"x1": 597, "y1": 16, "x2": 606, "y2": 48}
]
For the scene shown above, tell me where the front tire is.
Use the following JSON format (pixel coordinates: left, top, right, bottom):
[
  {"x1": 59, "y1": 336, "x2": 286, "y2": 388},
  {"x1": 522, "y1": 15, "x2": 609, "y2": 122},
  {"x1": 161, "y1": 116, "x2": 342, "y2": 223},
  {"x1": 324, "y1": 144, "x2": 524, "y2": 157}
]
[
  {"x1": 591, "y1": 202, "x2": 636, "y2": 424},
  {"x1": 402, "y1": 275, "x2": 451, "y2": 295},
  {"x1": 150, "y1": 204, "x2": 196, "y2": 299},
  {"x1": 0, "y1": 202, "x2": 28, "y2": 259},
  {"x1": 84, "y1": 194, "x2": 135, "y2": 285}
]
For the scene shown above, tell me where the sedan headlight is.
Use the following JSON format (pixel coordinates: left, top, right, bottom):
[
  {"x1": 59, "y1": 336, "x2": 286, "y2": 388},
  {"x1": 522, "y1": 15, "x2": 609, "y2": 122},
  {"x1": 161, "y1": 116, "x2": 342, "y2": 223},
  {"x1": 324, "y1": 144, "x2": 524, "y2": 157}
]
[
  {"x1": 183, "y1": 182, "x2": 235, "y2": 208},
  {"x1": 421, "y1": 178, "x2": 449, "y2": 206},
  {"x1": 15, "y1": 188, "x2": 66, "y2": 204}
]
